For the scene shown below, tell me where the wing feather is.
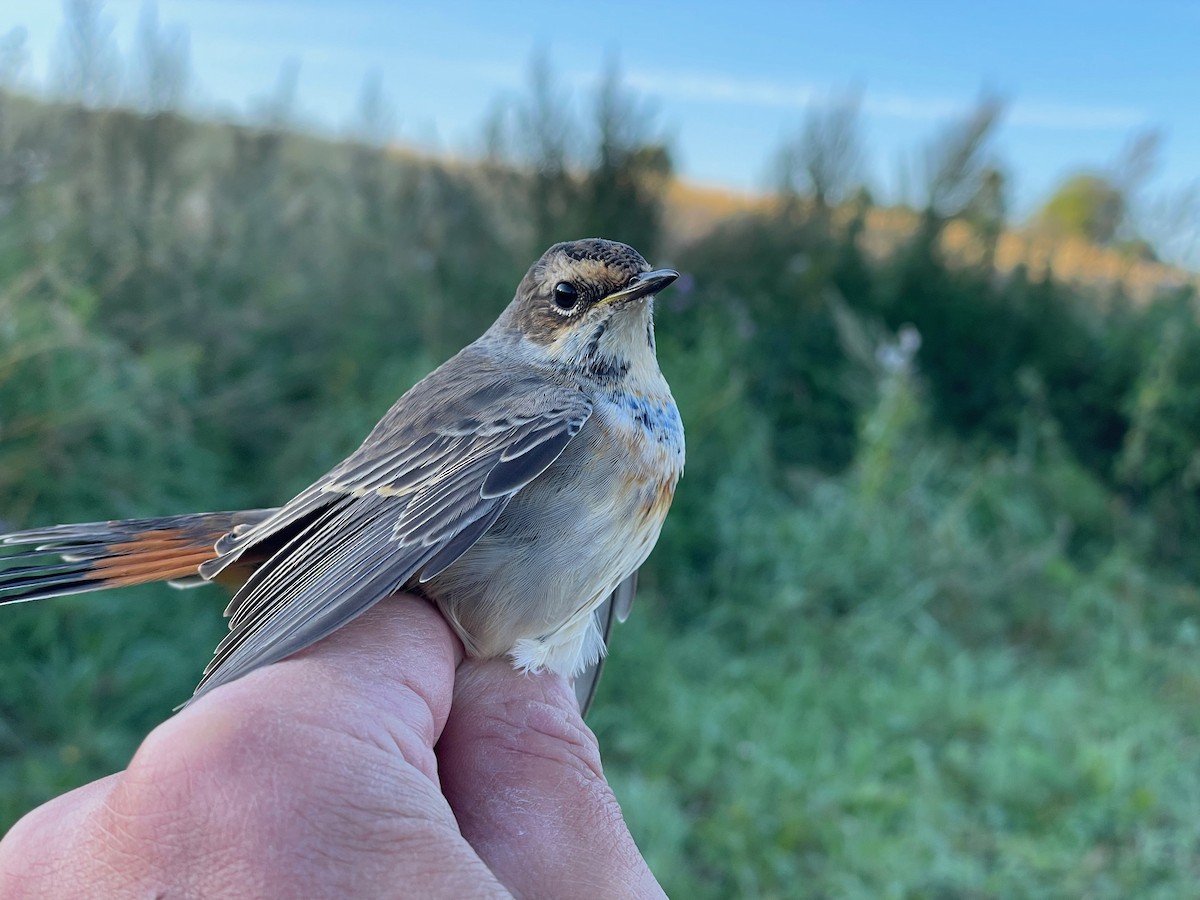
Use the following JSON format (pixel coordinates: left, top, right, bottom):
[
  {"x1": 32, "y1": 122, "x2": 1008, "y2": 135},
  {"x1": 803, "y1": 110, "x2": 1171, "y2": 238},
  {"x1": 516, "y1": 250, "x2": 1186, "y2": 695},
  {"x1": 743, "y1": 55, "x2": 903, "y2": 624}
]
[
  {"x1": 417, "y1": 497, "x2": 510, "y2": 583},
  {"x1": 187, "y1": 368, "x2": 593, "y2": 704},
  {"x1": 573, "y1": 570, "x2": 638, "y2": 717},
  {"x1": 482, "y1": 426, "x2": 576, "y2": 498}
]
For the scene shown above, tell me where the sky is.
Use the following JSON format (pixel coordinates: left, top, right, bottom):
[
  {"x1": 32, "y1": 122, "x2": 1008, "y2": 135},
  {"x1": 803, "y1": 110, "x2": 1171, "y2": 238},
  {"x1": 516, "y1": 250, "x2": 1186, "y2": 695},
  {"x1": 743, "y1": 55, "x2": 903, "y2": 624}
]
[{"x1": 2, "y1": 1, "x2": 1198, "y2": 237}]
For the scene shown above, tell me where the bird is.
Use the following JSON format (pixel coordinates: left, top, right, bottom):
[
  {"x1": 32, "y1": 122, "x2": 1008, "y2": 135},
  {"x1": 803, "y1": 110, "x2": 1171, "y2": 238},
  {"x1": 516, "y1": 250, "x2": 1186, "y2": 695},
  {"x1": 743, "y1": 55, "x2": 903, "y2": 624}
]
[{"x1": 0, "y1": 238, "x2": 684, "y2": 716}]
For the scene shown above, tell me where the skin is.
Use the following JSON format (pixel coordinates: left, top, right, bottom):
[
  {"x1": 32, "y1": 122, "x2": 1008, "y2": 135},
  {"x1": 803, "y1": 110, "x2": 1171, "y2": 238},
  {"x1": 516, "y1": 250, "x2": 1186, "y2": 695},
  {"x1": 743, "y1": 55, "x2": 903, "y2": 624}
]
[{"x1": 0, "y1": 596, "x2": 665, "y2": 899}]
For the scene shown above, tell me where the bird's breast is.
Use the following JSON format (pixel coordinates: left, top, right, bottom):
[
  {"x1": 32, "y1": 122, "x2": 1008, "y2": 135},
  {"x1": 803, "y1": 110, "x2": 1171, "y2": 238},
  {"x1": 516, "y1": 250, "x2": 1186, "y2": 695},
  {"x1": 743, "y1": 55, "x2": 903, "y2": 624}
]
[
  {"x1": 420, "y1": 381, "x2": 683, "y2": 673},
  {"x1": 601, "y1": 387, "x2": 684, "y2": 517}
]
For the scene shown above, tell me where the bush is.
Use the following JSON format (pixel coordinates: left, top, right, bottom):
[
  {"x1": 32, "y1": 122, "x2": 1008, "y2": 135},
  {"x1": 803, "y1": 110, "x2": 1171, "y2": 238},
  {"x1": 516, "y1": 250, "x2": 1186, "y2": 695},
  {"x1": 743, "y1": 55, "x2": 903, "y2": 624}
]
[{"x1": 1, "y1": 84, "x2": 1199, "y2": 896}]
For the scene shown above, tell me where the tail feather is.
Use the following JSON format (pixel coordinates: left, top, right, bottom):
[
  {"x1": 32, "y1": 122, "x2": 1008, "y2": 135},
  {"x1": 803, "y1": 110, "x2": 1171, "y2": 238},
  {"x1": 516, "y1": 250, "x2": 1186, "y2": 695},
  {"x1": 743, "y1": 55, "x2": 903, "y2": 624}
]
[
  {"x1": 0, "y1": 510, "x2": 276, "y2": 604},
  {"x1": 0, "y1": 563, "x2": 106, "y2": 602}
]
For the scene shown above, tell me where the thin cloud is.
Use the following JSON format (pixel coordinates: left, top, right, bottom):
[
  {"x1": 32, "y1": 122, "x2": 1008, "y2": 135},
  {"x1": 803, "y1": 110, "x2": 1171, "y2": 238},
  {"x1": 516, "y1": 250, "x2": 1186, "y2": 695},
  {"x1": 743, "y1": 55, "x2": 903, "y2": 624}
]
[
  {"x1": 1007, "y1": 101, "x2": 1145, "y2": 130},
  {"x1": 624, "y1": 70, "x2": 819, "y2": 109},
  {"x1": 861, "y1": 93, "x2": 964, "y2": 121},
  {"x1": 623, "y1": 68, "x2": 1144, "y2": 131}
]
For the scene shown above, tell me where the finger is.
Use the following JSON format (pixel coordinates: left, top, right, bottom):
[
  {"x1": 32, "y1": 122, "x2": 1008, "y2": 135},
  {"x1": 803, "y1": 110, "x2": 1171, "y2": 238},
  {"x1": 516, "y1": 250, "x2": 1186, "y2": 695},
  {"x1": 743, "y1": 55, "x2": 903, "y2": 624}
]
[
  {"x1": 0, "y1": 775, "x2": 120, "y2": 890},
  {"x1": 438, "y1": 659, "x2": 665, "y2": 899},
  {"x1": 1, "y1": 596, "x2": 507, "y2": 898},
  {"x1": 209, "y1": 591, "x2": 466, "y2": 779}
]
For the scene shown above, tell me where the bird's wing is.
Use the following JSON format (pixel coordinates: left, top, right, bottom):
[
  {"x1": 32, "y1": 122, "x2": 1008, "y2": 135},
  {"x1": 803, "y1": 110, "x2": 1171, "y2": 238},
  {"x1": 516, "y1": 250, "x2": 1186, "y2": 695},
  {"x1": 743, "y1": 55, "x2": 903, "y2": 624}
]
[
  {"x1": 574, "y1": 569, "x2": 638, "y2": 717},
  {"x1": 189, "y1": 360, "x2": 592, "y2": 703}
]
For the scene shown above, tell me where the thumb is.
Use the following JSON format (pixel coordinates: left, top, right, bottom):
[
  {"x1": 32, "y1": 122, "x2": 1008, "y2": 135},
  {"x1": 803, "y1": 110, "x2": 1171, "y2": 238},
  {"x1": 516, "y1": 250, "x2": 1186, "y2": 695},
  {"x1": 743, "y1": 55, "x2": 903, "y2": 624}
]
[{"x1": 438, "y1": 659, "x2": 665, "y2": 899}]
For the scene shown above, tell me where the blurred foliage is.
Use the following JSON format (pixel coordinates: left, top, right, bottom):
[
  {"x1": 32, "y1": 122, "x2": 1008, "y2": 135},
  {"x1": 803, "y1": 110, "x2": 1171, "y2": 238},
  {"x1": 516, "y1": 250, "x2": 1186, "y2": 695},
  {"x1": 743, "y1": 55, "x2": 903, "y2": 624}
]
[
  {"x1": 1034, "y1": 130, "x2": 1178, "y2": 262},
  {"x1": 0, "y1": 35, "x2": 1199, "y2": 897},
  {"x1": 1038, "y1": 173, "x2": 1127, "y2": 245}
]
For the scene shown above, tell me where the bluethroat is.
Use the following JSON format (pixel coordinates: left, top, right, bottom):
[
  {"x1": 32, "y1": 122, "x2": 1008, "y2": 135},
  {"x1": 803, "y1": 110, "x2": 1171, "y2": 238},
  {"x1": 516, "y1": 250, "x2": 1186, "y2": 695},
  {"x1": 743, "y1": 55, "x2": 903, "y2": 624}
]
[{"x1": 0, "y1": 239, "x2": 684, "y2": 714}]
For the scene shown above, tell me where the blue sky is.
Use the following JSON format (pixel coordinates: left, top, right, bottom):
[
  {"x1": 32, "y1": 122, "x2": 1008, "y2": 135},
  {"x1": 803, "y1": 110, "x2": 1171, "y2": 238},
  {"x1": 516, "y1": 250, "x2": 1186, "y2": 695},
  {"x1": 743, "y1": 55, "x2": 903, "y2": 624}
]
[{"x1": 3, "y1": 1, "x2": 1198, "y2": 231}]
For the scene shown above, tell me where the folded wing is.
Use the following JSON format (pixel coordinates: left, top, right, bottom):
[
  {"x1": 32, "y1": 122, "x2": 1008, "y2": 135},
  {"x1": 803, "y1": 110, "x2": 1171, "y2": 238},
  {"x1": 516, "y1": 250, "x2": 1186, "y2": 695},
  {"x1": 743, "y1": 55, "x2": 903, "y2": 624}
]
[{"x1": 190, "y1": 362, "x2": 592, "y2": 703}]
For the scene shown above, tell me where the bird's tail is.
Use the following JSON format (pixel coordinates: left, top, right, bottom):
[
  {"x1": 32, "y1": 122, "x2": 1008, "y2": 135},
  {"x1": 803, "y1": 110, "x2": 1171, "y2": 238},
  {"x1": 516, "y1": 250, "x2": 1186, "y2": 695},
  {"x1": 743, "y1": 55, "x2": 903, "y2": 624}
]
[{"x1": 0, "y1": 510, "x2": 275, "y2": 604}]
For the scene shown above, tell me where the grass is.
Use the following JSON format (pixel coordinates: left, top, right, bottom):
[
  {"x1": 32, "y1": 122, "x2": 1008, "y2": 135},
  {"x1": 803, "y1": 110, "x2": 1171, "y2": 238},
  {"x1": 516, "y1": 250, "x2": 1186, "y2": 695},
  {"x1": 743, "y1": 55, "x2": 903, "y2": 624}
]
[
  {"x1": 3, "y1": 342, "x2": 1198, "y2": 897},
  {"x1": 595, "y1": 465, "x2": 1200, "y2": 897},
  {"x1": 0, "y1": 584, "x2": 226, "y2": 825},
  {"x1": 599, "y1": 591, "x2": 1200, "y2": 898},
  {"x1": 588, "y1": 366, "x2": 1200, "y2": 897}
]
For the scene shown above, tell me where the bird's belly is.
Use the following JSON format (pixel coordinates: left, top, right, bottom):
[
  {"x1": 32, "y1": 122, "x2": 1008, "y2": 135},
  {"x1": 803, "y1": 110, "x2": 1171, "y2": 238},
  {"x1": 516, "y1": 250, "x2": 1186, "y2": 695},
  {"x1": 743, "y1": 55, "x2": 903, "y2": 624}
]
[{"x1": 421, "y1": 403, "x2": 682, "y2": 674}]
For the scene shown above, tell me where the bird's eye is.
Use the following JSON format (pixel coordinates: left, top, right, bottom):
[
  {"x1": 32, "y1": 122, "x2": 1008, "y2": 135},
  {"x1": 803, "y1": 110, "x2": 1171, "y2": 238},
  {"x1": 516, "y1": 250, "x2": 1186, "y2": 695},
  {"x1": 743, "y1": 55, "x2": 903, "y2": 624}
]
[{"x1": 552, "y1": 282, "x2": 579, "y2": 311}]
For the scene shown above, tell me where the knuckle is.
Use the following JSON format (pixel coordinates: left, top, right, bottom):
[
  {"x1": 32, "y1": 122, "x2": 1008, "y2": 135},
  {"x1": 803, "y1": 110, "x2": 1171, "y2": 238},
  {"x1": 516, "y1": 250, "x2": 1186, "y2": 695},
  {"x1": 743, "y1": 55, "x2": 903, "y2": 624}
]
[
  {"x1": 103, "y1": 692, "x2": 457, "y2": 889},
  {"x1": 480, "y1": 693, "x2": 606, "y2": 783},
  {"x1": 0, "y1": 808, "x2": 79, "y2": 896}
]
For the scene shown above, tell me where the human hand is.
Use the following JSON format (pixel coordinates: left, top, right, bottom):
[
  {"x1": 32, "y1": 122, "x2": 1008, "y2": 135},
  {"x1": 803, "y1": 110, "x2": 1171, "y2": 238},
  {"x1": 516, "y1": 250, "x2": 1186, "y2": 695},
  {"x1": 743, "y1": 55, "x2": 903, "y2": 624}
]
[{"x1": 0, "y1": 596, "x2": 664, "y2": 898}]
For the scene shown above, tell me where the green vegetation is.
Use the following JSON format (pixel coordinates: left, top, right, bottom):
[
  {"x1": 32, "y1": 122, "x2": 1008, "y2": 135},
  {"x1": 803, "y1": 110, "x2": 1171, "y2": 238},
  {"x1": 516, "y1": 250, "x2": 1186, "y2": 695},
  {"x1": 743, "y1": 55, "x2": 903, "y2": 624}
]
[
  {"x1": 1038, "y1": 173, "x2": 1127, "y2": 245},
  {"x1": 1, "y1": 24, "x2": 1200, "y2": 896}
]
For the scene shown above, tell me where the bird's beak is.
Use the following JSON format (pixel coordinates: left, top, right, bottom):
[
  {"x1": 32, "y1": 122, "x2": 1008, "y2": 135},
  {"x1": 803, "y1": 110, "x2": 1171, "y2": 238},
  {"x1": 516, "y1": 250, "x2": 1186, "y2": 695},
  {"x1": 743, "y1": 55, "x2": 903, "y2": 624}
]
[{"x1": 600, "y1": 268, "x2": 679, "y2": 306}]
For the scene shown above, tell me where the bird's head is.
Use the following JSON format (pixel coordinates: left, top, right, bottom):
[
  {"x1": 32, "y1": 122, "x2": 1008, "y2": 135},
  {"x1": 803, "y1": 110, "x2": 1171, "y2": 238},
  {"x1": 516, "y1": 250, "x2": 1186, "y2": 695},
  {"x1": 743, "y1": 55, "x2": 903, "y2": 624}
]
[{"x1": 498, "y1": 238, "x2": 678, "y2": 378}]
